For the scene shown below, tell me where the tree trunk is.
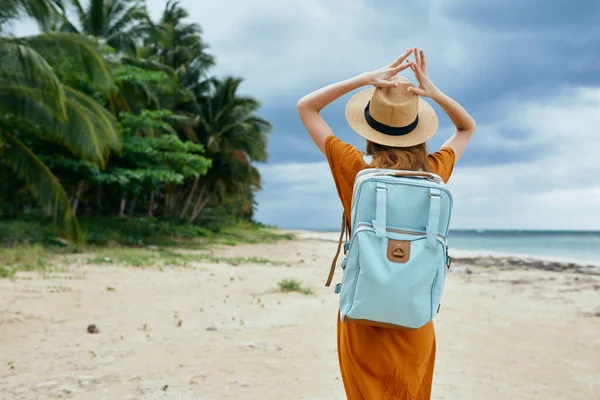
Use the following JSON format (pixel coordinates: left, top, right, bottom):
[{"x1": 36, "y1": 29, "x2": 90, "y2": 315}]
[
  {"x1": 119, "y1": 194, "x2": 127, "y2": 218},
  {"x1": 180, "y1": 178, "x2": 199, "y2": 218},
  {"x1": 128, "y1": 195, "x2": 138, "y2": 217},
  {"x1": 72, "y1": 180, "x2": 85, "y2": 216},
  {"x1": 163, "y1": 190, "x2": 170, "y2": 218},
  {"x1": 190, "y1": 197, "x2": 210, "y2": 223},
  {"x1": 96, "y1": 186, "x2": 102, "y2": 212},
  {"x1": 44, "y1": 201, "x2": 52, "y2": 217},
  {"x1": 148, "y1": 190, "x2": 155, "y2": 217},
  {"x1": 170, "y1": 191, "x2": 182, "y2": 216},
  {"x1": 189, "y1": 185, "x2": 210, "y2": 223}
]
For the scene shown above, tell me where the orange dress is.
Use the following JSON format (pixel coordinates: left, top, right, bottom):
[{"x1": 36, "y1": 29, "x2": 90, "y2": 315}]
[{"x1": 324, "y1": 135, "x2": 456, "y2": 400}]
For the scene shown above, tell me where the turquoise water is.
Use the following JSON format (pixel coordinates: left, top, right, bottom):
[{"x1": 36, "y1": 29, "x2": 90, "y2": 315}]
[
  {"x1": 447, "y1": 230, "x2": 600, "y2": 263},
  {"x1": 315, "y1": 229, "x2": 600, "y2": 263}
]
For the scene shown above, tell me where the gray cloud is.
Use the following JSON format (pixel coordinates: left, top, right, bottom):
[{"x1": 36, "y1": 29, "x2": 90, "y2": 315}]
[{"x1": 442, "y1": 0, "x2": 600, "y2": 31}]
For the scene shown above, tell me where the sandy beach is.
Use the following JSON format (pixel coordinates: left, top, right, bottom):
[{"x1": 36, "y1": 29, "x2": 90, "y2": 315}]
[{"x1": 1, "y1": 232, "x2": 599, "y2": 400}]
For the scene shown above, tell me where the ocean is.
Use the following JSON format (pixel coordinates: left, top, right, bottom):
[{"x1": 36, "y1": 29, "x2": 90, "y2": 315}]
[
  {"x1": 312, "y1": 229, "x2": 600, "y2": 264},
  {"x1": 447, "y1": 230, "x2": 600, "y2": 263}
]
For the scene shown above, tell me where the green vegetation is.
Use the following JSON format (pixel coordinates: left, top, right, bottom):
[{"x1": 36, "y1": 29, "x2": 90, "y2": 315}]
[
  {"x1": 86, "y1": 247, "x2": 286, "y2": 268},
  {"x1": 0, "y1": 218, "x2": 291, "y2": 277},
  {"x1": 277, "y1": 279, "x2": 314, "y2": 295},
  {"x1": 0, "y1": 0, "x2": 271, "y2": 246},
  {"x1": 0, "y1": 218, "x2": 292, "y2": 248},
  {"x1": 0, "y1": 244, "x2": 49, "y2": 278}
]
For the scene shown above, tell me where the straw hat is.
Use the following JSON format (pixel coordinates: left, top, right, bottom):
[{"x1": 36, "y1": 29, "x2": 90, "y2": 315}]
[{"x1": 345, "y1": 76, "x2": 438, "y2": 147}]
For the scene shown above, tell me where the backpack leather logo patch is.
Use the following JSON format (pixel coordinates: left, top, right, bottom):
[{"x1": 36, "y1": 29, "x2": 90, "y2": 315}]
[{"x1": 387, "y1": 240, "x2": 410, "y2": 263}]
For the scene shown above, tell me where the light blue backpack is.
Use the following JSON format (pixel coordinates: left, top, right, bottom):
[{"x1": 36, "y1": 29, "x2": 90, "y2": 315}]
[{"x1": 325, "y1": 169, "x2": 453, "y2": 329}]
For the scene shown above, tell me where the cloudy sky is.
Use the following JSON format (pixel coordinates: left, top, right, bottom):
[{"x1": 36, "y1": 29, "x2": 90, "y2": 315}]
[{"x1": 13, "y1": 0, "x2": 600, "y2": 230}]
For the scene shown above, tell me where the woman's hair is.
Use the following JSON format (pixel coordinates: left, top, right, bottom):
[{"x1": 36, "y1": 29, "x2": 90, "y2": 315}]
[{"x1": 366, "y1": 140, "x2": 432, "y2": 172}]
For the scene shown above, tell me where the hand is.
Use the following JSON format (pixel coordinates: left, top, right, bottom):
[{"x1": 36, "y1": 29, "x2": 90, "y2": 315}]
[
  {"x1": 359, "y1": 49, "x2": 415, "y2": 88},
  {"x1": 407, "y1": 48, "x2": 442, "y2": 99}
]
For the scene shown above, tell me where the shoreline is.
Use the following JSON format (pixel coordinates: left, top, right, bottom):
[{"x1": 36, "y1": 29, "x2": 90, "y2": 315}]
[{"x1": 286, "y1": 229, "x2": 600, "y2": 270}]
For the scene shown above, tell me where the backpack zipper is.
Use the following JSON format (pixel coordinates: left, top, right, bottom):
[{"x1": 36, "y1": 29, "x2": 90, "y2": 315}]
[{"x1": 355, "y1": 222, "x2": 446, "y2": 242}]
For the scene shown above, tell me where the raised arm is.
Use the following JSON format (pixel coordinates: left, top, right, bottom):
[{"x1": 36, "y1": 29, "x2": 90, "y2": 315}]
[
  {"x1": 297, "y1": 49, "x2": 415, "y2": 154},
  {"x1": 407, "y1": 49, "x2": 476, "y2": 161}
]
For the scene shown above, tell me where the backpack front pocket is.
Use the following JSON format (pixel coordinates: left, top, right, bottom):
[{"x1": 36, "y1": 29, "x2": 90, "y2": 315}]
[{"x1": 340, "y1": 225, "x2": 446, "y2": 329}]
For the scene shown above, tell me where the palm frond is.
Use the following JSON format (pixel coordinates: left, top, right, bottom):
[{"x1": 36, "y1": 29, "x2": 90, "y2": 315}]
[
  {"x1": 0, "y1": 39, "x2": 67, "y2": 121},
  {"x1": 121, "y1": 56, "x2": 176, "y2": 74},
  {"x1": 24, "y1": 32, "x2": 114, "y2": 92},
  {"x1": 65, "y1": 0, "x2": 87, "y2": 31},
  {"x1": 0, "y1": 85, "x2": 66, "y2": 125},
  {"x1": 0, "y1": 130, "x2": 83, "y2": 244},
  {"x1": 65, "y1": 87, "x2": 121, "y2": 151},
  {"x1": 0, "y1": 0, "x2": 23, "y2": 29},
  {"x1": 106, "y1": 1, "x2": 147, "y2": 34},
  {"x1": 40, "y1": 86, "x2": 121, "y2": 167},
  {"x1": 88, "y1": 0, "x2": 105, "y2": 36}
]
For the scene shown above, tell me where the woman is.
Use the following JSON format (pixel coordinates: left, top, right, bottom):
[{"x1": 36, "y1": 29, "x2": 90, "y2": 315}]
[{"x1": 297, "y1": 48, "x2": 476, "y2": 399}]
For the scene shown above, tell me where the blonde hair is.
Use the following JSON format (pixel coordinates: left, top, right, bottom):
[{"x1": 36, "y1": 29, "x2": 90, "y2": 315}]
[{"x1": 365, "y1": 140, "x2": 432, "y2": 172}]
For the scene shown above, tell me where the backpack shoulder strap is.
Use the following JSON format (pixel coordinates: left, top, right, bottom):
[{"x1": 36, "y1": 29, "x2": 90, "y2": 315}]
[{"x1": 325, "y1": 212, "x2": 347, "y2": 287}]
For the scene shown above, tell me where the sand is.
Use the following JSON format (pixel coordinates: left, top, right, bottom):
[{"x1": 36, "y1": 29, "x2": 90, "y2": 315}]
[{"x1": 0, "y1": 233, "x2": 599, "y2": 400}]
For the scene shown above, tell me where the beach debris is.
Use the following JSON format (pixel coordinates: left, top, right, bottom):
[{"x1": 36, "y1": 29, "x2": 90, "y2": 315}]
[
  {"x1": 87, "y1": 324, "x2": 100, "y2": 334},
  {"x1": 230, "y1": 378, "x2": 252, "y2": 387},
  {"x1": 177, "y1": 320, "x2": 183, "y2": 327},
  {"x1": 7, "y1": 361, "x2": 14, "y2": 370},
  {"x1": 241, "y1": 341, "x2": 282, "y2": 351},
  {"x1": 583, "y1": 308, "x2": 600, "y2": 318},
  {"x1": 509, "y1": 279, "x2": 530, "y2": 285},
  {"x1": 106, "y1": 286, "x2": 116, "y2": 291},
  {"x1": 162, "y1": 384, "x2": 169, "y2": 391},
  {"x1": 206, "y1": 326, "x2": 218, "y2": 331},
  {"x1": 60, "y1": 386, "x2": 74, "y2": 395}
]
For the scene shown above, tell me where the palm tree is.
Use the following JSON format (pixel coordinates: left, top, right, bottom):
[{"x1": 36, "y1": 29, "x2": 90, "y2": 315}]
[
  {"x1": 0, "y1": 0, "x2": 22, "y2": 29},
  {"x1": 0, "y1": 31, "x2": 121, "y2": 243},
  {"x1": 1, "y1": 0, "x2": 65, "y2": 32},
  {"x1": 143, "y1": 0, "x2": 214, "y2": 90},
  {"x1": 42, "y1": 0, "x2": 152, "y2": 56},
  {"x1": 184, "y1": 77, "x2": 270, "y2": 222}
]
